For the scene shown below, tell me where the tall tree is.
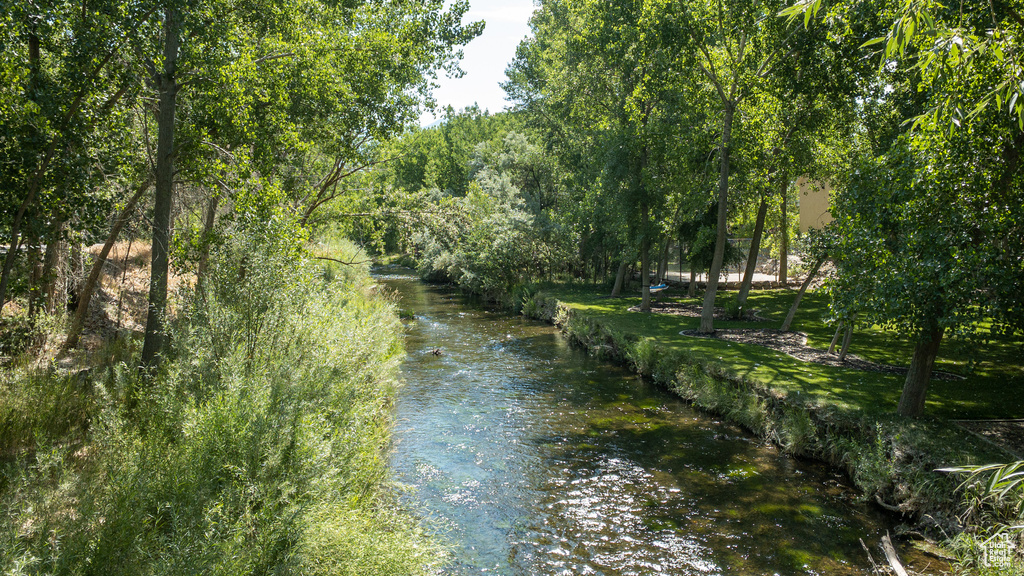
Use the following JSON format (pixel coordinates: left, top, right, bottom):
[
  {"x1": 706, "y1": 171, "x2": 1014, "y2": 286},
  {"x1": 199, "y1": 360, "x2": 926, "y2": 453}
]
[
  {"x1": 675, "y1": 0, "x2": 808, "y2": 333},
  {"x1": 0, "y1": 0, "x2": 146, "y2": 314},
  {"x1": 790, "y1": 0, "x2": 1024, "y2": 417},
  {"x1": 135, "y1": 0, "x2": 481, "y2": 366},
  {"x1": 507, "y1": 0, "x2": 704, "y2": 310},
  {"x1": 829, "y1": 122, "x2": 1024, "y2": 417}
]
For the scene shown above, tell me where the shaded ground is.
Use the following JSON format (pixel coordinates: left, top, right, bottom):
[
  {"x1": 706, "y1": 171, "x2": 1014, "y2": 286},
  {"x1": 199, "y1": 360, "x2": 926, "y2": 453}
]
[
  {"x1": 679, "y1": 327, "x2": 964, "y2": 382},
  {"x1": 627, "y1": 300, "x2": 769, "y2": 322},
  {"x1": 545, "y1": 286, "x2": 1024, "y2": 419},
  {"x1": 955, "y1": 420, "x2": 1024, "y2": 459},
  {"x1": 72, "y1": 241, "x2": 188, "y2": 351},
  {"x1": 621, "y1": 291, "x2": 1020, "y2": 456}
]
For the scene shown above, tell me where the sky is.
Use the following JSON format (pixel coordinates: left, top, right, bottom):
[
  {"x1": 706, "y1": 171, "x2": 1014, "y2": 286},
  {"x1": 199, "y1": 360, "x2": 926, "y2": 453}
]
[{"x1": 419, "y1": 0, "x2": 536, "y2": 126}]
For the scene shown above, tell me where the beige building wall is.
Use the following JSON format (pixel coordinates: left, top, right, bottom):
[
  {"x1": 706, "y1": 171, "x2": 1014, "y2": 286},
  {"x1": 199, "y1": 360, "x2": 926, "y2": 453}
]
[{"x1": 797, "y1": 176, "x2": 833, "y2": 233}]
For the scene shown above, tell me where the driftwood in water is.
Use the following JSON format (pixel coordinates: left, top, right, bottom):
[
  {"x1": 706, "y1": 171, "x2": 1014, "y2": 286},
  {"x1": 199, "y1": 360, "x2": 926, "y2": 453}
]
[{"x1": 881, "y1": 533, "x2": 909, "y2": 576}]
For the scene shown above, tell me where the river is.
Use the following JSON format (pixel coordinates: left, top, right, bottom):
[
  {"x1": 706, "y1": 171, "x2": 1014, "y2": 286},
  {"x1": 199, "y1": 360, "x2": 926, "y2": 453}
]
[{"x1": 381, "y1": 270, "x2": 916, "y2": 575}]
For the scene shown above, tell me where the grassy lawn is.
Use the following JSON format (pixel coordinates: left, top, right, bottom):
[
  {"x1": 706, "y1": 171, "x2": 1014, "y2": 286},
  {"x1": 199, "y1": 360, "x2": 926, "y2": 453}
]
[{"x1": 542, "y1": 284, "x2": 1024, "y2": 420}]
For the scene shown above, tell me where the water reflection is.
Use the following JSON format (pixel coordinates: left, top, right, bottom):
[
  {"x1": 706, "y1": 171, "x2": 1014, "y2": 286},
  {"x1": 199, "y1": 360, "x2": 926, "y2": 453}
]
[{"x1": 382, "y1": 270, "x2": 902, "y2": 575}]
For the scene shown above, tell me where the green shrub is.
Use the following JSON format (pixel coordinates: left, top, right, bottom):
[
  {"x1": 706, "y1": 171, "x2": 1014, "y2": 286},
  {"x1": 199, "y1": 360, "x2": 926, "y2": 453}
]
[
  {"x1": 0, "y1": 367, "x2": 93, "y2": 463},
  {"x1": 776, "y1": 405, "x2": 817, "y2": 453},
  {"x1": 0, "y1": 224, "x2": 439, "y2": 575},
  {"x1": 312, "y1": 236, "x2": 373, "y2": 285}
]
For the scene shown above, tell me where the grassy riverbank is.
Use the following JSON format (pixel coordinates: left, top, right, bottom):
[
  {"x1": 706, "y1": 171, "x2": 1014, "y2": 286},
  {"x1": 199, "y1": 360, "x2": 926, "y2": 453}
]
[
  {"x1": 1, "y1": 237, "x2": 439, "y2": 575},
  {"x1": 522, "y1": 286, "x2": 1020, "y2": 536}
]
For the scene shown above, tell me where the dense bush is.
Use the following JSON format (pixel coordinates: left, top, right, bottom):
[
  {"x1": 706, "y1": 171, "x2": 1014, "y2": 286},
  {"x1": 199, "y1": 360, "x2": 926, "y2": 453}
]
[
  {"x1": 0, "y1": 226, "x2": 439, "y2": 575},
  {"x1": 412, "y1": 131, "x2": 575, "y2": 301},
  {"x1": 415, "y1": 178, "x2": 550, "y2": 298}
]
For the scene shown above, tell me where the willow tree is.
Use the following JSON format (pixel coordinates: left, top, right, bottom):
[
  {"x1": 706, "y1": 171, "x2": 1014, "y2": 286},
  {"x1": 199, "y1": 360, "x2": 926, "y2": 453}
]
[
  {"x1": 829, "y1": 124, "x2": 1024, "y2": 417},
  {"x1": 790, "y1": 0, "x2": 1024, "y2": 417}
]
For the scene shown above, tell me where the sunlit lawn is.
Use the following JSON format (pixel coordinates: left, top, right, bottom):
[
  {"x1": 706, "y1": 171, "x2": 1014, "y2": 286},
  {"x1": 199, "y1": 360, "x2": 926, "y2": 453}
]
[{"x1": 543, "y1": 284, "x2": 1024, "y2": 420}]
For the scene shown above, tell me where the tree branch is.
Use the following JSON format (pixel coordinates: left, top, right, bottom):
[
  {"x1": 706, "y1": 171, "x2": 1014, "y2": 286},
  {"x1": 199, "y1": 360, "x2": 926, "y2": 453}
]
[{"x1": 313, "y1": 255, "x2": 373, "y2": 266}]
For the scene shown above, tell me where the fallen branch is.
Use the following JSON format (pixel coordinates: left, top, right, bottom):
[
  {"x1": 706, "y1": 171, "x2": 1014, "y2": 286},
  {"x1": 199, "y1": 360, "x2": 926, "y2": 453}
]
[
  {"x1": 882, "y1": 532, "x2": 910, "y2": 576},
  {"x1": 313, "y1": 255, "x2": 373, "y2": 267},
  {"x1": 875, "y1": 494, "x2": 905, "y2": 514},
  {"x1": 860, "y1": 538, "x2": 881, "y2": 573}
]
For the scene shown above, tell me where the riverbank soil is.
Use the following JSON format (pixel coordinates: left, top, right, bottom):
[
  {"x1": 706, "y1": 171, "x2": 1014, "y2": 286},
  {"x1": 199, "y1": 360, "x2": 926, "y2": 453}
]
[
  {"x1": 75, "y1": 241, "x2": 188, "y2": 348},
  {"x1": 524, "y1": 284, "x2": 1022, "y2": 565},
  {"x1": 0, "y1": 242, "x2": 181, "y2": 365}
]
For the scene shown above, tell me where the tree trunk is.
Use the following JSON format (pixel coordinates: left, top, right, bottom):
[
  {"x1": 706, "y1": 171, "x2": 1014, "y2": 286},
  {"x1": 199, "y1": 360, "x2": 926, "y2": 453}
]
[
  {"x1": 195, "y1": 192, "x2": 220, "y2": 292},
  {"x1": 779, "y1": 176, "x2": 790, "y2": 285},
  {"x1": 838, "y1": 322, "x2": 854, "y2": 361},
  {"x1": 41, "y1": 220, "x2": 65, "y2": 315},
  {"x1": 678, "y1": 242, "x2": 683, "y2": 280},
  {"x1": 141, "y1": 7, "x2": 181, "y2": 368},
  {"x1": 828, "y1": 323, "x2": 842, "y2": 354},
  {"x1": 897, "y1": 324, "x2": 945, "y2": 418},
  {"x1": 65, "y1": 179, "x2": 150, "y2": 349},
  {"x1": 68, "y1": 242, "x2": 84, "y2": 314},
  {"x1": 610, "y1": 258, "x2": 629, "y2": 298},
  {"x1": 737, "y1": 195, "x2": 769, "y2": 311},
  {"x1": 656, "y1": 237, "x2": 670, "y2": 284},
  {"x1": 640, "y1": 204, "x2": 651, "y2": 312},
  {"x1": 699, "y1": 102, "x2": 735, "y2": 333},
  {"x1": 780, "y1": 258, "x2": 823, "y2": 332},
  {"x1": 687, "y1": 268, "x2": 696, "y2": 298},
  {"x1": 26, "y1": 242, "x2": 42, "y2": 318}
]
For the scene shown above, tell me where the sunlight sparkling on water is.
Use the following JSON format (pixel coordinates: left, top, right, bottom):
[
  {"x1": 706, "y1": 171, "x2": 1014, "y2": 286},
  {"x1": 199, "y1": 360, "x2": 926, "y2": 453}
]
[{"x1": 383, "y1": 271, "x2": 901, "y2": 576}]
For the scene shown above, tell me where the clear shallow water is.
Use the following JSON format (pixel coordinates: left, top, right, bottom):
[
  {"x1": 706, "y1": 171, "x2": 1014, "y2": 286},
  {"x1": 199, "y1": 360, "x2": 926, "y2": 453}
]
[{"x1": 381, "y1": 271, "x2": 912, "y2": 575}]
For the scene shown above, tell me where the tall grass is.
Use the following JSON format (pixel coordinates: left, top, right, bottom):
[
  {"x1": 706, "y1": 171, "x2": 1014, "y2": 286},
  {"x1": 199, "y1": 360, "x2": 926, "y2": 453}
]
[{"x1": 1, "y1": 226, "x2": 440, "y2": 575}]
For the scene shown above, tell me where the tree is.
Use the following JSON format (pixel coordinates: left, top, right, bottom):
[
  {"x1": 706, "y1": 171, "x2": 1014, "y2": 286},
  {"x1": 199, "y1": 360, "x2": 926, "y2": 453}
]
[
  {"x1": 786, "y1": 0, "x2": 1024, "y2": 132},
  {"x1": 828, "y1": 122, "x2": 1024, "y2": 417},
  {"x1": 787, "y1": 0, "x2": 1024, "y2": 417},
  {"x1": 674, "y1": 0, "x2": 810, "y2": 332},
  {"x1": 0, "y1": 0, "x2": 146, "y2": 315},
  {"x1": 506, "y1": 0, "x2": 706, "y2": 310},
  {"x1": 134, "y1": 0, "x2": 481, "y2": 366}
]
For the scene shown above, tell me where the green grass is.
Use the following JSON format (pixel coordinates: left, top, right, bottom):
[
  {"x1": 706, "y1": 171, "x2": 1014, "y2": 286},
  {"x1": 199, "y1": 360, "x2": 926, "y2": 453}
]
[
  {"x1": 1, "y1": 230, "x2": 441, "y2": 576},
  {"x1": 542, "y1": 284, "x2": 1024, "y2": 420}
]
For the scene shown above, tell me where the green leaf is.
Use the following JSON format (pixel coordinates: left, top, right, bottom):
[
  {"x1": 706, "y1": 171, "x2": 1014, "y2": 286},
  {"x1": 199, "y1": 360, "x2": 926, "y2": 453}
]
[
  {"x1": 885, "y1": 36, "x2": 898, "y2": 58},
  {"x1": 860, "y1": 37, "x2": 886, "y2": 49}
]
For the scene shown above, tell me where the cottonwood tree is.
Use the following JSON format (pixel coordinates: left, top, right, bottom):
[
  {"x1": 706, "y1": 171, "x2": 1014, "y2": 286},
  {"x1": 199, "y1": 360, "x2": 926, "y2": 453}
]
[
  {"x1": 506, "y1": 0, "x2": 700, "y2": 310},
  {"x1": 673, "y1": 0, "x2": 811, "y2": 333},
  {"x1": 731, "y1": 20, "x2": 863, "y2": 313},
  {"x1": 0, "y1": 0, "x2": 146, "y2": 315},
  {"x1": 132, "y1": 0, "x2": 481, "y2": 367}
]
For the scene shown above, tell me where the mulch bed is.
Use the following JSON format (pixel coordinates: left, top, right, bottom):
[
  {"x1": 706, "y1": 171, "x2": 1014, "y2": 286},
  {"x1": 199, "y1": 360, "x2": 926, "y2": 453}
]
[
  {"x1": 955, "y1": 420, "x2": 1024, "y2": 459},
  {"x1": 627, "y1": 301, "x2": 769, "y2": 322}
]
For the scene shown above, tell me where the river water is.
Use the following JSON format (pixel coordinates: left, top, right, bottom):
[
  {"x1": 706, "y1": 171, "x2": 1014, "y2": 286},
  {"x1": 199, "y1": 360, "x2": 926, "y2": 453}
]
[{"x1": 381, "y1": 270, "x2": 909, "y2": 575}]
